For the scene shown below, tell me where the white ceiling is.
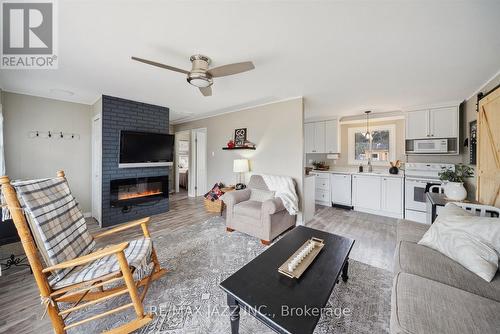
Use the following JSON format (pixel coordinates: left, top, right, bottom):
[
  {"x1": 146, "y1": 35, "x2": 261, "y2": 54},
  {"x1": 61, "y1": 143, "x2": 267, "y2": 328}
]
[{"x1": 1, "y1": 0, "x2": 499, "y2": 123}]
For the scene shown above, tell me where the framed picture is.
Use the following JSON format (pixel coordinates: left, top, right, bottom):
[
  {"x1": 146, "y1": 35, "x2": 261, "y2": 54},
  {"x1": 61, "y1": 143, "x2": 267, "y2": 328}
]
[{"x1": 234, "y1": 128, "x2": 247, "y2": 146}]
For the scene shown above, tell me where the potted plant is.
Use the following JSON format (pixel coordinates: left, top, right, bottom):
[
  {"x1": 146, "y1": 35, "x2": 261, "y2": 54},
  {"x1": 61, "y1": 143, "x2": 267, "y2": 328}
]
[
  {"x1": 312, "y1": 161, "x2": 329, "y2": 171},
  {"x1": 438, "y1": 164, "x2": 474, "y2": 201}
]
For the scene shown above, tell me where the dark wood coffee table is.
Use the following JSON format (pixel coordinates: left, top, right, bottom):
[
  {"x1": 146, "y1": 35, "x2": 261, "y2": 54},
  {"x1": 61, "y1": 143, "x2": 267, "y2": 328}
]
[{"x1": 219, "y1": 226, "x2": 354, "y2": 334}]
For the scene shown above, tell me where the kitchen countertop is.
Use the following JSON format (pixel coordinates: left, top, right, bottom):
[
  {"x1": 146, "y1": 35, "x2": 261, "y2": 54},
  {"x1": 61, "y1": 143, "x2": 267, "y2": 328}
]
[{"x1": 309, "y1": 168, "x2": 405, "y2": 178}]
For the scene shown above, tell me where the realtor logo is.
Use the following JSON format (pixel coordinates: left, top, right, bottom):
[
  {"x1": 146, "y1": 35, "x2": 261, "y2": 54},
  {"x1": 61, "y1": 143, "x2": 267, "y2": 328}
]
[{"x1": 1, "y1": 0, "x2": 58, "y2": 69}]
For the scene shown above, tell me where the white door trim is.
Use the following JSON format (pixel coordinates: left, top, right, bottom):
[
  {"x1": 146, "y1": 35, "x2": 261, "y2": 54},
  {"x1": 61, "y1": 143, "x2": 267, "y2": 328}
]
[
  {"x1": 91, "y1": 114, "x2": 102, "y2": 226},
  {"x1": 174, "y1": 130, "x2": 190, "y2": 193},
  {"x1": 189, "y1": 128, "x2": 208, "y2": 197}
]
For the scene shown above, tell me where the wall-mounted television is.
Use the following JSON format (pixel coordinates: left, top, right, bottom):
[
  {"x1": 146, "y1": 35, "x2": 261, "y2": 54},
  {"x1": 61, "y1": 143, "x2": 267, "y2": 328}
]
[{"x1": 119, "y1": 130, "x2": 174, "y2": 168}]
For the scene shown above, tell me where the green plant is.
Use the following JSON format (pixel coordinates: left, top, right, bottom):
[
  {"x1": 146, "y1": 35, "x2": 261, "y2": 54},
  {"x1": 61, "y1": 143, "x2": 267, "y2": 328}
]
[{"x1": 438, "y1": 164, "x2": 474, "y2": 183}]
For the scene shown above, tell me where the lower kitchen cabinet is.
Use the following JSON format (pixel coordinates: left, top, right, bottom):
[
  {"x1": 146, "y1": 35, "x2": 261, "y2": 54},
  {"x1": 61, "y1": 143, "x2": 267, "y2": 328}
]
[
  {"x1": 381, "y1": 176, "x2": 404, "y2": 218},
  {"x1": 352, "y1": 174, "x2": 403, "y2": 219},
  {"x1": 311, "y1": 172, "x2": 331, "y2": 206}
]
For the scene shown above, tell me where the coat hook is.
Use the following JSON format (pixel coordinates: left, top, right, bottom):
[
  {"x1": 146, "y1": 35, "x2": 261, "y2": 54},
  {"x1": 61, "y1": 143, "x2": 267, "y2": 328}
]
[
  {"x1": 60, "y1": 132, "x2": 63, "y2": 138},
  {"x1": 48, "y1": 131, "x2": 52, "y2": 138},
  {"x1": 36, "y1": 131, "x2": 39, "y2": 137}
]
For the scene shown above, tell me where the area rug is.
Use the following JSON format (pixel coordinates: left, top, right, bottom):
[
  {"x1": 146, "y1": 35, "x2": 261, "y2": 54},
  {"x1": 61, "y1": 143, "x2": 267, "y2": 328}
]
[{"x1": 69, "y1": 217, "x2": 392, "y2": 333}]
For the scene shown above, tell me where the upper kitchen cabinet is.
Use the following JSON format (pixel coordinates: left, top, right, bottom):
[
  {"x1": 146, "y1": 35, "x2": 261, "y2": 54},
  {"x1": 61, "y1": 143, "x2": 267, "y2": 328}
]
[
  {"x1": 305, "y1": 119, "x2": 339, "y2": 154},
  {"x1": 314, "y1": 122, "x2": 326, "y2": 153},
  {"x1": 429, "y1": 107, "x2": 458, "y2": 138},
  {"x1": 406, "y1": 110, "x2": 429, "y2": 139},
  {"x1": 405, "y1": 106, "x2": 459, "y2": 140},
  {"x1": 325, "y1": 119, "x2": 339, "y2": 153}
]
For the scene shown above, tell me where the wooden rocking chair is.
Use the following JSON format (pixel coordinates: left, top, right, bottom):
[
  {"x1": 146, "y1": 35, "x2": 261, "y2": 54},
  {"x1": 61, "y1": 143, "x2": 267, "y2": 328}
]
[{"x1": 0, "y1": 171, "x2": 167, "y2": 333}]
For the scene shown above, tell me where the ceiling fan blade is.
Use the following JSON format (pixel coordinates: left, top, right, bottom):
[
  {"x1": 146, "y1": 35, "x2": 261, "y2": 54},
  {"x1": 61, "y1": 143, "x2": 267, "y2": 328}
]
[
  {"x1": 199, "y1": 86, "x2": 212, "y2": 96},
  {"x1": 131, "y1": 56, "x2": 189, "y2": 74},
  {"x1": 207, "y1": 61, "x2": 255, "y2": 78}
]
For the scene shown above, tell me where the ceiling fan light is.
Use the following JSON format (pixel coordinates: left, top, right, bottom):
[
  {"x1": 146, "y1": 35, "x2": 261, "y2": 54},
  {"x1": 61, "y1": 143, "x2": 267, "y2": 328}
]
[{"x1": 188, "y1": 77, "x2": 211, "y2": 88}]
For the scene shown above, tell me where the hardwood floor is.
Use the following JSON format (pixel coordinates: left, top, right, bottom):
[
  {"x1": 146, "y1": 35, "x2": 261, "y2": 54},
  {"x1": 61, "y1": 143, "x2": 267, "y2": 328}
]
[
  {"x1": 0, "y1": 196, "x2": 397, "y2": 334},
  {"x1": 306, "y1": 205, "x2": 397, "y2": 271}
]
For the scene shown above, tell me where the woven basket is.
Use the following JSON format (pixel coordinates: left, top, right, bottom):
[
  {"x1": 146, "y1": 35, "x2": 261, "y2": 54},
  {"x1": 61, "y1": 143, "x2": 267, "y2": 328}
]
[{"x1": 204, "y1": 198, "x2": 223, "y2": 213}]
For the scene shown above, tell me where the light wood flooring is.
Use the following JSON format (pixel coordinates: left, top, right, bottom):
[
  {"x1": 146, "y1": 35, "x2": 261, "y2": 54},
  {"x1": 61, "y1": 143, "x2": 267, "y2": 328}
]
[{"x1": 0, "y1": 196, "x2": 397, "y2": 334}]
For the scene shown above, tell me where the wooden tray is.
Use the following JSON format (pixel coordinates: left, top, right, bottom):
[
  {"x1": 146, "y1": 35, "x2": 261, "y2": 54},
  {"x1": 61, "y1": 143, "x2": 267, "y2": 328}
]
[{"x1": 278, "y1": 237, "x2": 324, "y2": 279}]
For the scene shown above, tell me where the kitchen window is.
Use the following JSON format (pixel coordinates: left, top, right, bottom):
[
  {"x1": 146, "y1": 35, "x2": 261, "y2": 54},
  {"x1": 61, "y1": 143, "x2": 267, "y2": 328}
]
[{"x1": 348, "y1": 124, "x2": 395, "y2": 165}]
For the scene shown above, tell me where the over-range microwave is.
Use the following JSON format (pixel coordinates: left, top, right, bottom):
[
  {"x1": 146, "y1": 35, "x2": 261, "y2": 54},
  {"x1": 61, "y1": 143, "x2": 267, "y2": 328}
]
[{"x1": 413, "y1": 139, "x2": 448, "y2": 153}]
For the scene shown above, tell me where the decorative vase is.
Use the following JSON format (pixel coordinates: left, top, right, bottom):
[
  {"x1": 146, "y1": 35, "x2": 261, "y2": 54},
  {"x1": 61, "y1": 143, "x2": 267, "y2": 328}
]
[
  {"x1": 389, "y1": 166, "x2": 399, "y2": 175},
  {"x1": 444, "y1": 182, "x2": 467, "y2": 201}
]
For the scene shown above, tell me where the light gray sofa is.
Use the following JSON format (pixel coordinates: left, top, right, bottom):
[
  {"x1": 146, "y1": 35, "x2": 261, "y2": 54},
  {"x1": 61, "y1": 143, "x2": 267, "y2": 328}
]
[
  {"x1": 391, "y1": 219, "x2": 500, "y2": 334},
  {"x1": 222, "y1": 175, "x2": 296, "y2": 245}
]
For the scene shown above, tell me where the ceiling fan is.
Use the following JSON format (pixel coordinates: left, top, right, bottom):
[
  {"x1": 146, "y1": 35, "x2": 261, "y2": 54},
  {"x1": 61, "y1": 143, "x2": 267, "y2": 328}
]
[{"x1": 131, "y1": 54, "x2": 255, "y2": 96}]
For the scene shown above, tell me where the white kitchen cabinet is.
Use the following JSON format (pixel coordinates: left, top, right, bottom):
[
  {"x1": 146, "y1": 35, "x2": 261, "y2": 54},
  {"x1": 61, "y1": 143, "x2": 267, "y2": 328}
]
[
  {"x1": 406, "y1": 106, "x2": 459, "y2": 140},
  {"x1": 381, "y1": 177, "x2": 404, "y2": 218},
  {"x1": 352, "y1": 174, "x2": 403, "y2": 218},
  {"x1": 325, "y1": 119, "x2": 339, "y2": 153},
  {"x1": 314, "y1": 122, "x2": 326, "y2": 153},
  {"x1": 352, "y1": 175, "x2": 381, "y2": 211},
  {"x1": 430, "y1": 107, "x2": 458, "y2": 138},
  {"x1": 304, "y1": 119, "x2": 339, "y2": 154},
  {"x1": 311, "y1": 172, "x2": 330, "y2": 206},
  {"x1": 331, "y1": 173, "x2": 351, "y2": 206},
  {"x1": 304, "y1": 122, "x2": 315, "y2": 153},
  {"x1": 406, "y1": 110, "x2": 429, "y2": 139}
]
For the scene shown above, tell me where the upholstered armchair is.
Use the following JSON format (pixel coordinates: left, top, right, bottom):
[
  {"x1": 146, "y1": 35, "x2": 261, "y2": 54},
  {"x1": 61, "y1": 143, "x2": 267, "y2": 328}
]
[{"x1": 222, "y1": 175, "x2": 296, "y2": 245}]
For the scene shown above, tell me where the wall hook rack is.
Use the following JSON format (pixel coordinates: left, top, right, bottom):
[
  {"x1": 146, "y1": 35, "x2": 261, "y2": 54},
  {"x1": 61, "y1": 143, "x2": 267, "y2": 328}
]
[{"x1": 28, "y1": 131, "x2": 80, "y2": 140}]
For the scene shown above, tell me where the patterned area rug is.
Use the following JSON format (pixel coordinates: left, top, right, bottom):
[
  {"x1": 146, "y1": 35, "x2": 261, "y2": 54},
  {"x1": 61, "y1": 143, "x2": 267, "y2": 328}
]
[{"x1": 71, "y1": 217, "x2": 392, "y2": 333}]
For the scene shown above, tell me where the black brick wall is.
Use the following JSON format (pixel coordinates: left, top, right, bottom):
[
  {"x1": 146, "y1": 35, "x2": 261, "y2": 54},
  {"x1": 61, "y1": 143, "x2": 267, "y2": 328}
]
[{"x1": 101, "y1": 95, "x2": 172, "y2": 227}]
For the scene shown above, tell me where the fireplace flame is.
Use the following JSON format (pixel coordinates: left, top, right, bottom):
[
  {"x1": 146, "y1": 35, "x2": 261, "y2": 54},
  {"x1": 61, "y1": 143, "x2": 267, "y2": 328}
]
[{"x1": 118, "y1": 190, "x2": 163, "y2": 200}]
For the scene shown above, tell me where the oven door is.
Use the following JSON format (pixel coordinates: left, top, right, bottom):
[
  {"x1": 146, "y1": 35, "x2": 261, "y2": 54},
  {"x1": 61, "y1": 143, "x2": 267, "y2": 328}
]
[{"x1": 405, "y1": 178, "x2": 439, "y2": 212}]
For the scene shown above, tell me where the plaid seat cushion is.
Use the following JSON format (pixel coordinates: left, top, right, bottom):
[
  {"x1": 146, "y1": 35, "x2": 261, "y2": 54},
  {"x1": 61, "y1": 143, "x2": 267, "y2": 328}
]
[
  {"x1": 50, "y1": 237, "x2": 152, "y2": 289},
  {"x1": 10, "y1": 177, "x2": 95, "y2": 281}
]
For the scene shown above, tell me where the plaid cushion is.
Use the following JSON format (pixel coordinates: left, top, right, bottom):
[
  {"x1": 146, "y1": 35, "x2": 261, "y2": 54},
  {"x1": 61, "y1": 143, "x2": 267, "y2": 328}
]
[
  {"x1": 11, "y1": 177, "x2": 95, "y2": 281},
  {"x1": 50, "y1": 238, "x2": 152, "y2": 289}
]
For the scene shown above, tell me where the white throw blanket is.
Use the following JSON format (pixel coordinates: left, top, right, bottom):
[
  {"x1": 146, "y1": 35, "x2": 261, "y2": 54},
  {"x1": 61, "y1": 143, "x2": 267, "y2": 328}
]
[{"x1": 261, "y1": 174, "x2": 299, "y2": 215}]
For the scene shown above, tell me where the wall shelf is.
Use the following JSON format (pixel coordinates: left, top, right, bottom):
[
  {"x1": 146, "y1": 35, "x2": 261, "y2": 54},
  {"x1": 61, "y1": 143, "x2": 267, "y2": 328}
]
[{"x1": 222, "y1": 147, "x2": 256, "y2": 150}]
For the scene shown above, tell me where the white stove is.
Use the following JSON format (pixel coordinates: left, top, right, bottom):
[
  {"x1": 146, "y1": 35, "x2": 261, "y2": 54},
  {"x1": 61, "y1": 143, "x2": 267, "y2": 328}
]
[{"x1": 404, "y1": 163, "x2": 454, "y2": 224}]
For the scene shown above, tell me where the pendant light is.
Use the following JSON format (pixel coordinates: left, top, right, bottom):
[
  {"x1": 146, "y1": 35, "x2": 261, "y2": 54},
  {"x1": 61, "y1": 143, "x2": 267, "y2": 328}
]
[
  {"x1": 364, "y1": 110, "x2": 373, "y2": 172},
  {"x1": 364, "y1": 110, "x2": 372, "y2": 139}
]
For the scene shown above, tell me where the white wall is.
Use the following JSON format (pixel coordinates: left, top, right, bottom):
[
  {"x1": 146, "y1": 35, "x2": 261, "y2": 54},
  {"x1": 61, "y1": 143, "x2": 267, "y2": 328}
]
[
  {"x1": 174, "y1": 97, "x2": 305, "y2": 209},
  {"x1": 2, "y1": 92, "x2": 93, "y2": 212}
]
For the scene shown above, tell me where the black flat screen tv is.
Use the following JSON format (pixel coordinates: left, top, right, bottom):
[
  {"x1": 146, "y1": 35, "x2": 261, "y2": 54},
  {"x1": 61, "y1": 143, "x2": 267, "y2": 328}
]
[{"x1": 119, "y1": 131, "x2": 174, "y2": 168}]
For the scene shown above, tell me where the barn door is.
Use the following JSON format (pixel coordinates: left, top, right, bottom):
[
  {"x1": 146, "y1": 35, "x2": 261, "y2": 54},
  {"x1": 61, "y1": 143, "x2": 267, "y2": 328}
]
[{"x1": 477, "y1": 86, "x2": 500, "y2": 207}]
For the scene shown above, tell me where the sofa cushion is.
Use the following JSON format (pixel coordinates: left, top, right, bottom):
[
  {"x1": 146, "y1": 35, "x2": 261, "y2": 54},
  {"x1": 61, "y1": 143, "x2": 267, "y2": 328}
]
[
  {"x1": 396, "y1": 219, "x2": 429, "y2": 243},
  {"x1": 247, "y1": 175, "x2": 269, "y2": 191},
  {"x1": 249, "y1": 189, "x2": 275, "y2": 202},
  {"x1": 394, "y1": 240, "x2": 500, "y2": 302},
  {"x1": 234, "y1": 200, "x2": 262, "y2": 219},
  {"x1": 391, "y1": 273, "x2": 500, "y2": 334}
]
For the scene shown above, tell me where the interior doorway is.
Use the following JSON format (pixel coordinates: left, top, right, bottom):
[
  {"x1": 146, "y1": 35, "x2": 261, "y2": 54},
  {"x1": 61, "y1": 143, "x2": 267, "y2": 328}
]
[
  {"x1": 174, "y1": 128, "x2": 207, "y2": 197},
  {"x1": 174, "y1": 130, "x2": 190, "y2": 195},
  {"x1": 192, "y1": 128, "x2": 207, "y2": 197}
]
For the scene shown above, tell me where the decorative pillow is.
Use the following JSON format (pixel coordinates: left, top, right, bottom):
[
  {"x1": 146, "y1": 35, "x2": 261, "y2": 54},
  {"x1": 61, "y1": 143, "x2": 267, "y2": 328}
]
[
  {"x1": 249, "y1": 189, "x2": 275, "y2": 202},
  {"x1": 418, "y1": 210, "x2": 500, "y2": 282}
]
